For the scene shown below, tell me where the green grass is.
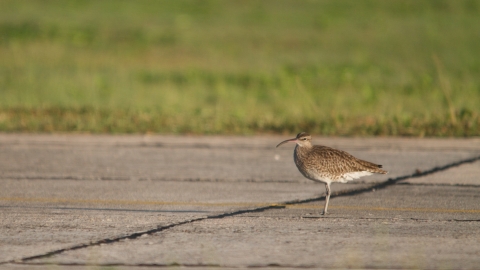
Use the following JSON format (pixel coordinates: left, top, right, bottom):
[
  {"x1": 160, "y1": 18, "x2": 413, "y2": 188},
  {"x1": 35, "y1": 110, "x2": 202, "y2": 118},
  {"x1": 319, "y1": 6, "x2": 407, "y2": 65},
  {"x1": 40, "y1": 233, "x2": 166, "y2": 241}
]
[{"x1": 0, "y1": 0, "x2": 479, "y2": 136}]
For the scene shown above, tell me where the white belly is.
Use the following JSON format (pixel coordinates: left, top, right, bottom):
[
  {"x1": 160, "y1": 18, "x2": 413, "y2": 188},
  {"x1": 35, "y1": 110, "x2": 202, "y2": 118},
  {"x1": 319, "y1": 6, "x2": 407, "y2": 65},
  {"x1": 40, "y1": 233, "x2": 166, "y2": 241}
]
[{"x1": 299, "y1": 167, "x2": 373, "y2": 184}]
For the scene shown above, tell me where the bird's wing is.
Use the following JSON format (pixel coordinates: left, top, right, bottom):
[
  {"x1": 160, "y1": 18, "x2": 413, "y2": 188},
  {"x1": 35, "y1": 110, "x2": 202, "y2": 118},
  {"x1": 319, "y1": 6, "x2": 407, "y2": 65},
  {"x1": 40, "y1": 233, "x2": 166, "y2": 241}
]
[{"x1": 309, "y1": 146, "x2": 385, "y2": 177}]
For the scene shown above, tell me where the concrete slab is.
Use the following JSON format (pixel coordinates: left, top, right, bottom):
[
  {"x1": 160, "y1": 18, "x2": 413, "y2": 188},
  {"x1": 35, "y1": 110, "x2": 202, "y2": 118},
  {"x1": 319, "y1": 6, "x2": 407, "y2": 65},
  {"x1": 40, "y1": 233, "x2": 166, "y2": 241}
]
[
  {"x1": 0, "y1": 134, "x2": 479, "y2": 269},
  {"x1": 1, "y1": 134, "x2": 478, "y2": 183}
]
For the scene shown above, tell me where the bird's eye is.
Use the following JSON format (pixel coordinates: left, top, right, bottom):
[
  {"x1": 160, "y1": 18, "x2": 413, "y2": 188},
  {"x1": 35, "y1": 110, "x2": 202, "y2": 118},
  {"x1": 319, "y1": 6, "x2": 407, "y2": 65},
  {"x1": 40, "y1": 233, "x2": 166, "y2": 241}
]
[{"x1": 302, "y1": 138, "x2": 307, "y2": 140}]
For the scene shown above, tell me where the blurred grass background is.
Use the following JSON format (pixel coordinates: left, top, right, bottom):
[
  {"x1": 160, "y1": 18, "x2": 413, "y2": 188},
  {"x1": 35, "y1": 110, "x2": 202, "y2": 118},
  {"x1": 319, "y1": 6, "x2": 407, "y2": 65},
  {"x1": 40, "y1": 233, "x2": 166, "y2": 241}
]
[{"x1": 0, "y1": 0, "x2": 479, "y2": 136}]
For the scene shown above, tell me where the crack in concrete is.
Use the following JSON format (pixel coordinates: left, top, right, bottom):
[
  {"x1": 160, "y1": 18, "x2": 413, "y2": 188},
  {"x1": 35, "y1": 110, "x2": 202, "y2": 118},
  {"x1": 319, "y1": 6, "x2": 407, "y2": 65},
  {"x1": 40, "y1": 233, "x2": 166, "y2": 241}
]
[
  {"x1": 2, "y1": 204, "x2": 285, "y2": 265},
  {"x1": 397, "y1": 182, "x2": 480, "y2": 188},
  {"x1": 2, "y1": 154, "x2": 479, "y2": 266},
  {"x1": 11, "y1": 262, "x2": 320, "y2": 268}
]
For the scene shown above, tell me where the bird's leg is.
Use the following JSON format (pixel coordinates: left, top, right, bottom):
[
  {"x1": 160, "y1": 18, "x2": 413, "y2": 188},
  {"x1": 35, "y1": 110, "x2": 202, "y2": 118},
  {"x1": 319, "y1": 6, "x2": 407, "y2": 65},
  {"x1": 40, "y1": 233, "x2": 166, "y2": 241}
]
[{"x1": 322, "y1": 183, "x2": 331, "y2": 215}]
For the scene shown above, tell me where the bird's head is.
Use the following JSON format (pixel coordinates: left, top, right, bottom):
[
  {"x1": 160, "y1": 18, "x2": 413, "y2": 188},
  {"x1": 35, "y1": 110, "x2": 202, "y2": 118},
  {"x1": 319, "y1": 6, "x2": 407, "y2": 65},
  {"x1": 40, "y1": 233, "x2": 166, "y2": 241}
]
[{"x1": 276, "y1": 132, "x2": 312, "y2": 148}]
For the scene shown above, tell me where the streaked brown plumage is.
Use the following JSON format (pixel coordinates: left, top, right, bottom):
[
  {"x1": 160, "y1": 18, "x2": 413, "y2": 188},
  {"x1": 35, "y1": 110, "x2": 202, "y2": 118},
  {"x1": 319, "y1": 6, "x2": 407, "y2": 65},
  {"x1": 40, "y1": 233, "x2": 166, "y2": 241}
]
[{"x1": 277, "y1": 132, "x2": 387, "y2": 215}]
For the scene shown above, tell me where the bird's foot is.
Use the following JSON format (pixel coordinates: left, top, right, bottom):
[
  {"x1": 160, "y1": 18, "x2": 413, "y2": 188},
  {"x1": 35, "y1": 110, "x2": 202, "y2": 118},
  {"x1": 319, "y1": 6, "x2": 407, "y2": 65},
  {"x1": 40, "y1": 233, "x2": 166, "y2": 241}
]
[{"x1": 321, "y1": 211, "x2": 328, "y2": 215}]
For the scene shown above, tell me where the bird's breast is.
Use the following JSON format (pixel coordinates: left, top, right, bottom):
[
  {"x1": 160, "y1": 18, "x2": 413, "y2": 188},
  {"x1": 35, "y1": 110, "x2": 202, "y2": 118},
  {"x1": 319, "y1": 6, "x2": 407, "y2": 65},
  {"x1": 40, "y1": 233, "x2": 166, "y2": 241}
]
[{"x1": 293, "y1": 146, "x2": 328, "y2": 182}]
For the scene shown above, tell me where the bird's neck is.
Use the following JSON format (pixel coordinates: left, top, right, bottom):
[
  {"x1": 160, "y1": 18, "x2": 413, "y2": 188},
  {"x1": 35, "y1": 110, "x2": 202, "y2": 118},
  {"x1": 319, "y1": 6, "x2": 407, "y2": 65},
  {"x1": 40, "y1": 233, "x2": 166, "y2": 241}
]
[{"x1": 294, "y1": 143, "x2": 311, "y2": 157}]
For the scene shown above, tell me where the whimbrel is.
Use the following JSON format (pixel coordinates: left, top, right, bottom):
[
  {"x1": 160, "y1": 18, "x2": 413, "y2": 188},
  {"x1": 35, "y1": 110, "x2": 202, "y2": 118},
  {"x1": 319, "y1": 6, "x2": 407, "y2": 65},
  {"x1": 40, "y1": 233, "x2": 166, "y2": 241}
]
[{"x1": 276, "y1": 132, "x2": 387, "y2": 215}]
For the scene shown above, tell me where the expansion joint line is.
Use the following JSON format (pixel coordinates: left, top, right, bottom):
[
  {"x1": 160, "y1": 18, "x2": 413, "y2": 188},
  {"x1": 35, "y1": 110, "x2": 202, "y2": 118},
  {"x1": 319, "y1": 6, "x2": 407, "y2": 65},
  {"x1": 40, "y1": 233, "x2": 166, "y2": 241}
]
[{"x1": 3, "y1": 154, "x2": 479, "y2": 266}]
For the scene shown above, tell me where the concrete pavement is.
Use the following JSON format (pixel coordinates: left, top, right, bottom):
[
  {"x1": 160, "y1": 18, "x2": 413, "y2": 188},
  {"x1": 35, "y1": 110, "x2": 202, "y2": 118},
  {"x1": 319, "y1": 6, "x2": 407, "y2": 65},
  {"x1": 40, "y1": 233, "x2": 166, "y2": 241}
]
[{"x1": 0, "y1": 134, "x2": 479, "y2": 269}]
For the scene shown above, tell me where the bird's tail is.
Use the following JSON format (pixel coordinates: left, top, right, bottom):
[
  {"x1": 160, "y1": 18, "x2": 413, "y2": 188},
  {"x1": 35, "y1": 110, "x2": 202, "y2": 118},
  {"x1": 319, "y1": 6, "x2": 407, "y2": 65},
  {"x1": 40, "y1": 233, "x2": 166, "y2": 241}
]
[{"x1": 358, "y1": 159, "x2": 388, "y2": 174}]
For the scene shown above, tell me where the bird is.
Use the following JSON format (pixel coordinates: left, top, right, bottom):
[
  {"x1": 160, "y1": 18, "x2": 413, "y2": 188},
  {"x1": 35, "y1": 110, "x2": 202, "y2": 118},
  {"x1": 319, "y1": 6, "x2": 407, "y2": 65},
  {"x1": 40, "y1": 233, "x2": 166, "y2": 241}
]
[{"x1": 276, "y1": 132, "x2": 387, "y2": 215}]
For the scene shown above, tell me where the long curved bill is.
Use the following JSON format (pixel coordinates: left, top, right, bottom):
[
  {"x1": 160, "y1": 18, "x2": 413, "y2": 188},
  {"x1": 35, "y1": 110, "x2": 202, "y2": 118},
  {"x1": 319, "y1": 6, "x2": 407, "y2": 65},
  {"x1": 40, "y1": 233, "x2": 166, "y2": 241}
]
[{"x1": 276, "y1": 138, "x2": 297, "y2": 148}]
